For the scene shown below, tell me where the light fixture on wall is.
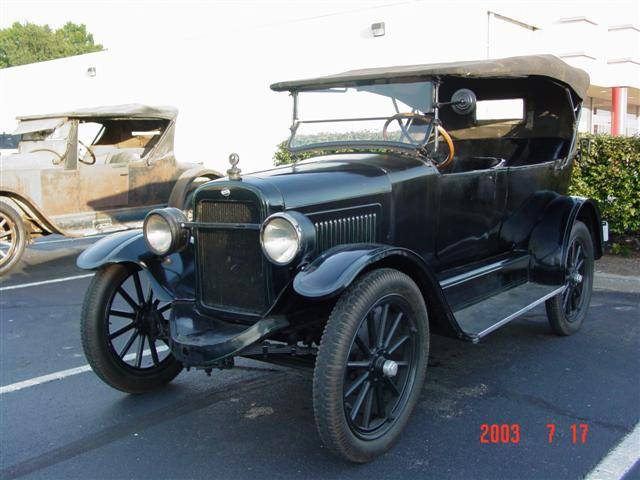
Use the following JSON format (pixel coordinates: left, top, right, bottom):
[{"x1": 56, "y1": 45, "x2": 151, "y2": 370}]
[
  {"x1": 86, "y1": 67, "x2": 96, "y2": 77},
  {"x1": 371, "y1": 22, "x2": 386, "y2": 37}
]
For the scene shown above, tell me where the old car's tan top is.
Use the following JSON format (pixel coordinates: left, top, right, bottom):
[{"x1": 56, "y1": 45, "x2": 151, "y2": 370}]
[
  {"x1": 271, "y1": 55, "x2": 590, "y2": 100},
  {"x1": 16, "y1": 104, "x2": 178, "y2": 121}
]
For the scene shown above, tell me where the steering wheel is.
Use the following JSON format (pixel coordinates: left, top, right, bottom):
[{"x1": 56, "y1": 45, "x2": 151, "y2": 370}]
[
  {"x1": 78, "y1": 140, "x2": 97, "y2": 165},
  {"x1": 382, "y1": 113, "x2": 455, "y2": 170},
  {"x1": 424, "y1": 126, "x2": 455, "y2": 171},
  {"x1": 382, "y1": 112, "x2": 430, "y2": 143}
]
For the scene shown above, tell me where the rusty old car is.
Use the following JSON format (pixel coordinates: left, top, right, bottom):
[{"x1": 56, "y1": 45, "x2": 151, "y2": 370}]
[
  {"x1": 0, "y1": 104, "x2": 221, "y2": 274},
  {"x1": 76, "y1": 55, "x2": 603, "y2": 462}
]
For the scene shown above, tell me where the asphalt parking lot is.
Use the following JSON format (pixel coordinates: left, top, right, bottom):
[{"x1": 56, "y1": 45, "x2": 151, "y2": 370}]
[{"x1": 1, "y1": 237, "x2": 638, "y2": 480}]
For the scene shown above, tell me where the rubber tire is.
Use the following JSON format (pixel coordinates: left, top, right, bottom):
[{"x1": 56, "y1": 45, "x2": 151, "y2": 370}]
[
  {"x1": 545, "y1": 221, "x2": 594, "y2": 336},
  {"x1": 313, "y1": 268, "x2": 429, "y2": 463},
  {"x1": 80, "y1": 263, "x2": 182, "y2": 394},
  {"x1": 0, "y1": 202, "x2": 27, "y2": 276}
]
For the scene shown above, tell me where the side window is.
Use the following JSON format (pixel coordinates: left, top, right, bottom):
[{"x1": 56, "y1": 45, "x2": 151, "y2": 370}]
[
  {"x1": 475, "y1": 99, "x2": 524, "y2": 121},
  {"x1": 89, "y1": 120, "x2": 168, "y2": 165}
]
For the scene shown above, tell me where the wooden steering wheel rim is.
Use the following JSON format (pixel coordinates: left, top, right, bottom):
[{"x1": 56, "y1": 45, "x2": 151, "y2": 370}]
[{"x1": 435, "y1": 125, "x2": 455, "y2": 170}]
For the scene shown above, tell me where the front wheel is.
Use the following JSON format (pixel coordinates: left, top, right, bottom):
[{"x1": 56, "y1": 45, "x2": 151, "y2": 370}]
[
  {"x1": 80, "y1": 263, "x2": 182, "y2": 393},
  {"x1": 313, "y1": 268, "x2": 429, "y2": 463},
  {"x1": 545, "y1": 221, "x2": 594, "y2": 335}
]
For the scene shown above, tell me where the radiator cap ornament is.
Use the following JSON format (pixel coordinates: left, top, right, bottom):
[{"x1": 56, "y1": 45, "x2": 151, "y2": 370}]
[{"x1": 227, "y1": 153, "x2": 242, "y2": 180}]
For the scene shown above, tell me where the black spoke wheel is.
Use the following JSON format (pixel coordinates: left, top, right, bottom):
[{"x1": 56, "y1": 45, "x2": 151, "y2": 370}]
[
  {"x1": 81, "y1": 263, "x2": 182, "y2": 393},
  {"x1": 314, "y1": 269, "x2": 429, "y2": 463},
  {"x1": 344, "y1": 296, "x2": 417, "y2": 438},
  {"x1": 546, "y1": 221, "x2": 594, "y2": 336},
  {"x1": 0, "y1": 202, "x2": 27, "y2": 276}
]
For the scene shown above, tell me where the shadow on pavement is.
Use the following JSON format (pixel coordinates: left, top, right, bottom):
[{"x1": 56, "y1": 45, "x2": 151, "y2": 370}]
[{"x1": 1, "y1": 237, "x2": 99, "y2": 286}]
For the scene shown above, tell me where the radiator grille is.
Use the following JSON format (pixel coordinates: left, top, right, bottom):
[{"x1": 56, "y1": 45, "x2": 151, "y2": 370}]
[
  {"x1": 314, "y1": 213, "x2": 377, "y2": 253},
  {"x1": 196, "y1": 200, "x2": 265, "y2": 313},
  {"x1": 197, "y1": 201, "x2": 258, "y2": 224}
]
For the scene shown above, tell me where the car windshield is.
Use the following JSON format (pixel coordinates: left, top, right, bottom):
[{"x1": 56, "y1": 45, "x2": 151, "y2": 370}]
[
  {"x1": 16, "y1": 122, "x2": 72, "y2": 157},
  {"x1": 289, "y1": 81, "x2": 435, "y2": 150}
]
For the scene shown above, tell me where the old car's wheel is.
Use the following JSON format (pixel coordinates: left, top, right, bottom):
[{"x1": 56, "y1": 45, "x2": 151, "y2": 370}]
[
  {"x1": 545, "y1": 221, "x2": 594, "y2": 336},
  {"x1": 313, "y1": 268, "x2": 429, "y2": 463},
  {"x1": 0, "y1": 202, "x2": 27, "y2": 276},
  {"x1": 81, "y1": 263, "x2": 182, "y2": 393}
]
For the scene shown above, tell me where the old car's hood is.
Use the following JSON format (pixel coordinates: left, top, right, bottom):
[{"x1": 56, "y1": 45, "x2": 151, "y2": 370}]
[{"x1": 246, "y1": 153, "x2": 427, "y2": 210}]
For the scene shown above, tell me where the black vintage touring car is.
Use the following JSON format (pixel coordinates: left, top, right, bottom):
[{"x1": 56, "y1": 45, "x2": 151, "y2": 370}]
[{"x1": 78, "y1": 55, "x2": 603, "y2": 462}]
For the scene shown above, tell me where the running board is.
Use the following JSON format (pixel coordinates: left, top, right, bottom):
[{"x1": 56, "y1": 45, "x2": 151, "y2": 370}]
[
  {"x1": 453, "y1": 283, "x2": 565, "y2": 341},
  {"x1": 439, "y1": 253, "x2": 530, "y2": 311}
]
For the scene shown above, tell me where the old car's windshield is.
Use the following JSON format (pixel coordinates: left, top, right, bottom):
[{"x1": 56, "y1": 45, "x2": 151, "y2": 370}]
[
  {"x1": 16, "y1": 122, "x2": 72, "y2": 158},
  {"x1": 290, "y1": 81, "x2": 435, "y2": 150}
]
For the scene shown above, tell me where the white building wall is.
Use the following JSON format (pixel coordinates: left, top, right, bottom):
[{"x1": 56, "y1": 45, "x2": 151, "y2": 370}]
[{"x1": 1, "y1": 0, "x2": 638, "y2": 173}]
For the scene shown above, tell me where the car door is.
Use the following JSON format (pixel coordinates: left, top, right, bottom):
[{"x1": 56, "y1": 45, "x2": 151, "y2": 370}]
[
  {"x1": 78, "y1": 162, "x2": 129, "y2": 211},
  {"x1": 435, "y1": 162, "x2": 509, "y2": 269},
  {"x1": 76, "y1": 121, "x2": 129, "y2": 212}
]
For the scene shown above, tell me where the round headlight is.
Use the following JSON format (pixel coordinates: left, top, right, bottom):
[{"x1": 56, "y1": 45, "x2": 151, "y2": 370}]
[
  {"x1": 260, "y1": 215, "x2": 301, "y2": 265},
  {"x1": 260, "y1": 212, "x2": 316, "y2": 266},
  {"x1": 143, "y1": 207, "x2": 189, "y2": 256}
]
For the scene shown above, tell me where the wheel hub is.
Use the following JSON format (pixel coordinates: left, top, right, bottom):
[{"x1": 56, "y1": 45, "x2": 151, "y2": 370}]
[
  {"x1": 370, "y1": 353, "x2": 398, "y2": 378},
  {"x1": 135, "y1": 304, "x2": 162, "y2": 337},
  {"x1": 381, "y1": 359, "x2": 399, "y2": 378},
  {"x1": 570, "y1": 271, "x2": 583, "y2": 285}
]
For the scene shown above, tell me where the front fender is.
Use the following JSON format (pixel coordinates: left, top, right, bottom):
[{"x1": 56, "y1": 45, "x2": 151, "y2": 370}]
[
  {"x1": 77, "y1": 230, "x2": 196, "y2": 302},
  {"x1": 293, "y1": 243, "x2": 466, "y2": 340},
  {"x1": 77, "y1": 230, "x2": 152, "y2": 269},
  {"x1": 168, "y1": 167, "x2": 222, "y2": 208},
  {"x1": 294, "y1": 243, "x2": 439, "y2": 299},
  {"x1": 293, "y1": 244, "x2": 396, "y2": 299}
]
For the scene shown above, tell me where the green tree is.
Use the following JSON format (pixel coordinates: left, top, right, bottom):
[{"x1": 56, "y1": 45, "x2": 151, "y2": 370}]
[{"x1": 0, "y1": 21, "x2": 103, "y2": 68}]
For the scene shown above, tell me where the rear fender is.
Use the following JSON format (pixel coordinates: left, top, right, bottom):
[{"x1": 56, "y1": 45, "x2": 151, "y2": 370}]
[
  {"x1": 76, "y1": 230, "x2": 196, "y2": 302},
  {"x1": 293, "y1": 244, "x2": 466, "y2": 340},
  {"x1": 1, "y1": 188, "x2": 60, "y2": 235},
  {"x1": 528, "y1": 195, "x2": 603, "y2": 285}
]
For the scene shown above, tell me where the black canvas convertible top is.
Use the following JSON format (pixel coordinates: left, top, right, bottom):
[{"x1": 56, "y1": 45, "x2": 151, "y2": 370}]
[{"x1": 271, "y1": 55, "x2": 589, "y2": 100}]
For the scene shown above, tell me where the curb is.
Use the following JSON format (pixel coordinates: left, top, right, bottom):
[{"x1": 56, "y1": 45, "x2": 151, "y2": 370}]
[{"x1": 594, "y1": 272, "x2": 640, "y2": 293}]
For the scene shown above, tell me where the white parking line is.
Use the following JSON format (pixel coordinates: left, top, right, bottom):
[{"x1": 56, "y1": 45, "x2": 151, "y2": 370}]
[
  {"x1": 585, "y1": 422, "x2": 640, "y2": 480},
  {"x1": 0, "y1": 365, "x2": 93, "y2": 394},
  {"x1": 0, "y1": 273, "x2": 95, "y2": 291},
  {"x1": 0, "y1": 346, "x2": 169, "y2": 395}
]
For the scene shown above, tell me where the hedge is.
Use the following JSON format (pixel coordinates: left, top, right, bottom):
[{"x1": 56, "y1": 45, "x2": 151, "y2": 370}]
[
  {"x1": 570, "y1": 134, "x2": 639, "y2": 236},
  {"x1": 274, "y1": 134, "x2": 640, "y2": 236}
]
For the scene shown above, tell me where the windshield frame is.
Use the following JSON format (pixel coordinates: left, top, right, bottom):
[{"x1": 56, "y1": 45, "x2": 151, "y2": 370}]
[{"x1": 286, "y1": 80, "x2": 437, "y2": 155}]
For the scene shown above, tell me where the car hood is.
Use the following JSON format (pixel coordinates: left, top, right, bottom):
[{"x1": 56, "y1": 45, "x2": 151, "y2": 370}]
[{"x1": 246, "y1": 153, "x2": 425, "y2": 210}]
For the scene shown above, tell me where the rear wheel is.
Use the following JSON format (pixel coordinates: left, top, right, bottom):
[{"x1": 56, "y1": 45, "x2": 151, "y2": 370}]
[
  {"x1": 545, "y1": 221, "x2": 594, "y2": 335},
  {"x1": 80, "y1": 263, "x2": 182, "y2": 393},
  {"x1": 313, "y1": 268, "x2": 429, "y2": 463},
  {"x1": 0, "y1": 202, "x2": 27, "y2": 276}
]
